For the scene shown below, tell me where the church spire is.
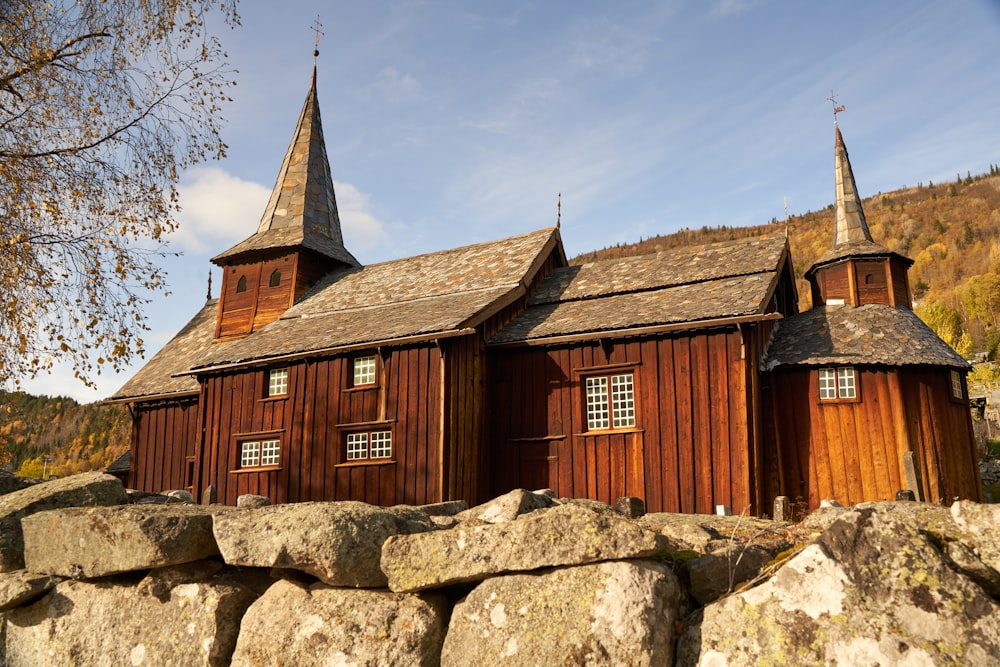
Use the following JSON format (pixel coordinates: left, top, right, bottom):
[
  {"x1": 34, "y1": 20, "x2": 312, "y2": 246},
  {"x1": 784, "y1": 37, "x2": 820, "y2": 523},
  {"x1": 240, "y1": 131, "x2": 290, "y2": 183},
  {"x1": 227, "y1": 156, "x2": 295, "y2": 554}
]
[
  {"x1": 832, "y1": 125, "x2": 874, "y2": 247},
  {"x1": 212, "y1": 67, "x2": 358, "y2": 267}
]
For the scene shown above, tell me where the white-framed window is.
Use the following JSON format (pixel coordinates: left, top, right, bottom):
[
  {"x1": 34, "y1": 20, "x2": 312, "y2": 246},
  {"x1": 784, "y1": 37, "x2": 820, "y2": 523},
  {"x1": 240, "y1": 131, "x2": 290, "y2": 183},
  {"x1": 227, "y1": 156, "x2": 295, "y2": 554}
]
[
  {"x1": 345, "y1": 430, "x2": 392, "y2": 461},
  {"x1": 268, "y1": 368, "x2": 288, "y2": 396},
  {"x1": 353, "y1": 355, "x2": 376, "y2": 386},
  {"x1": 950, "y1": 370, "x2": 963, "y2": 400},
  {"x1": 819, "y1": 367, "x2": 856, "y2": 400},
  {"x1": 240, "y1": 438, "x2": 281, "y2": 468},
  {"x1": 586, "y1": 373, "x2": 636, "y2": 430}
]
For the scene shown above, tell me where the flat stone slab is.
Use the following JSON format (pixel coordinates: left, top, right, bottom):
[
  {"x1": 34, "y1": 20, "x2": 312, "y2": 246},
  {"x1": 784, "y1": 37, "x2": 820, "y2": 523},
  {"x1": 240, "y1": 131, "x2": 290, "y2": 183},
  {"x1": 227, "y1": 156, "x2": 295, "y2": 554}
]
[
  {"x1": 5, "y1": 565, "x2": 259, "y2": 666},
  {"x1": 213, "y1": 501, "x2": 434, "y2": 588},
  {"x1": 0, "y1": 472, "x2": 127, "y2": 572},
  {"x1": 22, "y1": 504, "x2": 221, "y2": 578},
  {"x1": 382, "y1": 503, "x2": 669, "y2": 592},
  {"x1": 230, "y1": 579, "x2": 447, "y2": 667},
  {"x1": 441, "y1": 560, "x2": 682, "y2": 667},
  {"x1": 0, "y1": 569, "x2": 64, "y2": 611}
]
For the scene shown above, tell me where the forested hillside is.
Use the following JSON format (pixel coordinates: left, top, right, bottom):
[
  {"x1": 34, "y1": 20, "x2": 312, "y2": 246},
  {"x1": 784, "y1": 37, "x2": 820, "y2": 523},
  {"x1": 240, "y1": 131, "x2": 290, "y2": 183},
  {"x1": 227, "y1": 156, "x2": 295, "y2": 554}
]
[
  {"x1": 575, "y1": 167, "x2": 1000, "y2": 361},
  {"x1": 0, "y1": 392, "x2": 130, "y2": 477}
]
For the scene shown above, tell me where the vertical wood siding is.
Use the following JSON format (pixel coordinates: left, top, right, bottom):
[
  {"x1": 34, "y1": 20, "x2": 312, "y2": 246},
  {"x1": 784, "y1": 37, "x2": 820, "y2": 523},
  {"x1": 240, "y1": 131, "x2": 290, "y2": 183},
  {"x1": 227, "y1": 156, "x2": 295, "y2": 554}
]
[
  {"x1": 131, "y1": 397, "x2": 201, "y2": 493},
  {"x1": 766, "y1": 367, "x2": 981, "y2": 510},
  {"x1": 194, "y1": 344, "x2": 442, "y2": 506},
  {"x1": 488, "y1": 328, "x2": 756, "y2": 514}
]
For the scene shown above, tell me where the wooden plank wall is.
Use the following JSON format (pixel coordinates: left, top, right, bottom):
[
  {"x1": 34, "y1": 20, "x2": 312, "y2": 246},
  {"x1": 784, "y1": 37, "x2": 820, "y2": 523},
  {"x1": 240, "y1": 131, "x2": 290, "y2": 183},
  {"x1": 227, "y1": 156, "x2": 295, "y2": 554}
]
[
  {"x1": 766, "y1": 367, "x2": 981, "y2": 510},
  {"x1": 441, "y1": 334, "x2": 484, "y2": 503},
  {"x1": 132, "y1": 397, "x2": 200, "y2": 493},
  {"x1": 195, "y1": 344, "x2": 443, "y2": 506},
  {"x1": 487, "y1": 328, "x2": 755, "y2": 514},
  {"x1": 899, "y1": 370, "x2": 983, "y2": 504}
]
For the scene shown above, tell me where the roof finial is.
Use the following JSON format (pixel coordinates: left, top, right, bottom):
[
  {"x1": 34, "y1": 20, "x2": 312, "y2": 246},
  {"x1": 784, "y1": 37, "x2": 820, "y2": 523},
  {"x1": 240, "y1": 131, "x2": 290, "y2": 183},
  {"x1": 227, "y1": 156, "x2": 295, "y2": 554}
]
[
  {"x1": 556, "y1": 192, "x2": 561, "y2": 228},
  {"x1": 311, "y1": 15, "x2": 324, "y2": 63},
  {"x1": 206, "y1": 269, "x2": 213, "y2": 301},
  {"x1": 827, "y1": 91, "x2": 845, "y2": 127}
]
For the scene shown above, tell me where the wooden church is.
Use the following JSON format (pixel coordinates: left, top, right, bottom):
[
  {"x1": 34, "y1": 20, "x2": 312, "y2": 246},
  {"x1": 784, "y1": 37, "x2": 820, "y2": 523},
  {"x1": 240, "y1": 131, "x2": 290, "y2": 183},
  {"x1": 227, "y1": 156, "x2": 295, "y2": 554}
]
[{"x1": 110, "y1": 70, "x2": 983, "y2": 514}]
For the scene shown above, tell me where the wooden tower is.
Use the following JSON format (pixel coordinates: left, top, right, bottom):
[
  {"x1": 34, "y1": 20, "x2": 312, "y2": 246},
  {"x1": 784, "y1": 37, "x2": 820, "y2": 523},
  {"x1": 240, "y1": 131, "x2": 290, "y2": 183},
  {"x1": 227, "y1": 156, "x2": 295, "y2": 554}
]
[{"x1": 210, "y1": 67, "x2": 359, "y2": 339}]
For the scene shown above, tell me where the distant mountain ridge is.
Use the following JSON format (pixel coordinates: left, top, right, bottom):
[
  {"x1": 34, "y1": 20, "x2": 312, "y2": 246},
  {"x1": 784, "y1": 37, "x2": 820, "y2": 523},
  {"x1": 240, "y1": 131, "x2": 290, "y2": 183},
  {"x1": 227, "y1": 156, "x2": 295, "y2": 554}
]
[{"x1": 574, "y1": 167, "x2": 1000, "y2": 360}]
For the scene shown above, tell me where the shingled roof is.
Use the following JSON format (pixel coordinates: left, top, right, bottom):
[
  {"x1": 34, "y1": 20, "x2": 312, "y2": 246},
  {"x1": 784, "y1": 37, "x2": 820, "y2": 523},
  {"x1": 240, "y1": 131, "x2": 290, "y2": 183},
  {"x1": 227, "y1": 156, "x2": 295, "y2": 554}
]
[
  {"x1": 188, "y1": 227, "x2": 562, "y2": 371},
  {"x1": 489, "y1": 233, "x2": 789, "y2": 345},
  {"x1": 806, "y1": 127, "x2": 912, "y2": 277},
  {"x1": 212, "y1": 67, "x2": 358, "y2": 268},
  {"x1": 761, "y1": 304, "x2": 970, "y2": 371},
  {"x1": 109, "y1": 300, "x2": 221, "y2": 400}
]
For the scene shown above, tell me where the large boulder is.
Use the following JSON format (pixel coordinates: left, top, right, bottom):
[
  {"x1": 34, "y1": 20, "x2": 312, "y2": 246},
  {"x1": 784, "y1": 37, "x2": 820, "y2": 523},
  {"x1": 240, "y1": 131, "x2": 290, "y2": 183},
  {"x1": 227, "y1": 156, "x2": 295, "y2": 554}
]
[
  {"x1": 678, "y1": 507, "x2": 1000, "y2": 665},
  {"x1": 22, "y1": 504, "x2": 221, "y2": 578},
  {"x1": 213, "y1": 501, "x2": 434, "y2": 588},
  {"x1": 5, "y1": 563, "x2": 259, "y2": 666},
  {"x1": 230, "y1": 579, "x2": 447, "y2": 667},
  {"x1": 382, "y1": 503, "x2": 669, "y2": 592},
  {"x1": 0, "y1": 471, "x2": 127, "y2": 572},
  {"x1": 441, "y1": 560, "x2": 683, "y2": 667}
]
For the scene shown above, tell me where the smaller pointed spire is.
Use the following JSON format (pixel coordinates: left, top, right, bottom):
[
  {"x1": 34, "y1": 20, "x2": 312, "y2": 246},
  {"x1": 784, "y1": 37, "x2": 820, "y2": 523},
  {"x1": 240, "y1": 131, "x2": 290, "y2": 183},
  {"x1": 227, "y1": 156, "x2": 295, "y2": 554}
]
[
  {"x1": 206, "y1": 269, "x2": 213, "y2": 301},
  {"x1": 833, "y1": 126, "x2": 874, "y2": 247}
]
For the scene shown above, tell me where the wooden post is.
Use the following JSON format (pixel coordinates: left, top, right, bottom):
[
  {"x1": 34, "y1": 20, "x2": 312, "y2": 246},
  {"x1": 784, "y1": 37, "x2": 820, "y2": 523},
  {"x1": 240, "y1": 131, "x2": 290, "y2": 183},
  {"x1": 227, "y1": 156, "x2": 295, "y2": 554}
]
[{"x1": 902, "y1": 451, "x2": 923, "y2": 501}]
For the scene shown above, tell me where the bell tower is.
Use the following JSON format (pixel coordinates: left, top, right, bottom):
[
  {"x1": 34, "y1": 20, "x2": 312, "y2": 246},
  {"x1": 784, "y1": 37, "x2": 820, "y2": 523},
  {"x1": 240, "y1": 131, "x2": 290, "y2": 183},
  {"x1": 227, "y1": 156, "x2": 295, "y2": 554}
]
[{"x1": 210, "y1": 67, "x2": 359, "y2": 339}]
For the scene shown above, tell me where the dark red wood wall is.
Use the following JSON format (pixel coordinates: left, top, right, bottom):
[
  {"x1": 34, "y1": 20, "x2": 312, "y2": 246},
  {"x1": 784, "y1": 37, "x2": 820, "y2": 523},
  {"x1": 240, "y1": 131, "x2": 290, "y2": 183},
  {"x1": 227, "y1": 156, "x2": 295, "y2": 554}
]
[
  {"x1": 764, "y1": 366, "x2": 981, "y2": 510},
  {"x1": 131, "y1": 397, "x2": 201, "y2": 493},
  {"x1": 487, "y1": 327, "x2": 763, "y2": 514},
  {"x1": 190, "y1": 344, "x2": 443, "y2": 506}
]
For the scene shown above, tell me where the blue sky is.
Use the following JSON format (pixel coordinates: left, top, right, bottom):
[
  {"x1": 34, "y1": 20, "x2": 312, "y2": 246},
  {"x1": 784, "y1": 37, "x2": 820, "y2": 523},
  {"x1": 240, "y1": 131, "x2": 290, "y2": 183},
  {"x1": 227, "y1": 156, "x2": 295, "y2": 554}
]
[{"x1": 21, "y1": 0, "x2": 1000, "y2": 401}]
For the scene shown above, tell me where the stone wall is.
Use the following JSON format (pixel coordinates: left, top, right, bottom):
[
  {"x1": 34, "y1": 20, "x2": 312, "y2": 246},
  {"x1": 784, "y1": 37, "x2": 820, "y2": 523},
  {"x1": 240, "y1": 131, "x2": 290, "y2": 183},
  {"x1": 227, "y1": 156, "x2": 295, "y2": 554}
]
[{"x1": 1, "y1": 471, "x2": 998, "y2": 665}]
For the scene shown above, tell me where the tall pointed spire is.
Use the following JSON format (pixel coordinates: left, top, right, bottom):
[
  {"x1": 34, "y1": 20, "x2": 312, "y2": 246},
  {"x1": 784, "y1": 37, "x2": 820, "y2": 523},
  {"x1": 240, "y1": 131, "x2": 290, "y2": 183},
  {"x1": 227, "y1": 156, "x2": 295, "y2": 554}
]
[
  {"x1": 832, "y1": 126, "x2": 874, "y2": 247},
  {"x1": 212, "y1": 67, "x2": 358, "y2": 267}
]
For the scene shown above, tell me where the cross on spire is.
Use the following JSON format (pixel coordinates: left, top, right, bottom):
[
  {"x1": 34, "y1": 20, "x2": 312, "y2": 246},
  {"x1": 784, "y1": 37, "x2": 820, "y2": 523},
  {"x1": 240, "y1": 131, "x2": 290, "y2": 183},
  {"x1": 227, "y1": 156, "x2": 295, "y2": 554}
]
[
  {"x1": 827, "y1": 91, "x2": 846, "y2": 126},
  {"x1": 311, "y1": 16, "x2": 324, "y2": 62}
]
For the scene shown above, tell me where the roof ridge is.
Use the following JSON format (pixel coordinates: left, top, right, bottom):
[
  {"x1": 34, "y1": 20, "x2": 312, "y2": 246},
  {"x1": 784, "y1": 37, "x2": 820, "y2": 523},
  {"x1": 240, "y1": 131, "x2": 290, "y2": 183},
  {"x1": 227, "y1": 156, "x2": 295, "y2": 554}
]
[{"x1": 287, "y1": 283, "x2": 521, "y2": 320}]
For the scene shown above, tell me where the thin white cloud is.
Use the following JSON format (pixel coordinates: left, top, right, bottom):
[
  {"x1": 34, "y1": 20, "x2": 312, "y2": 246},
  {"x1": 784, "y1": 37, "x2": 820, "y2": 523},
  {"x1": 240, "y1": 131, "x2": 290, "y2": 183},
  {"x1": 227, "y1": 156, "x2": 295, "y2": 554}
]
[
  {"x1": 170, "y1": 167, "x2": 271, "y2": 253},
  {"x1": 334, "y1": 181, "x2": 391, "y2": 254},
  {"x1": 712, "y1": 0, "x2": 767, "y2": 17},
  {"x1": 369, "y1": 67, "x2": 421, "y2": 101}
]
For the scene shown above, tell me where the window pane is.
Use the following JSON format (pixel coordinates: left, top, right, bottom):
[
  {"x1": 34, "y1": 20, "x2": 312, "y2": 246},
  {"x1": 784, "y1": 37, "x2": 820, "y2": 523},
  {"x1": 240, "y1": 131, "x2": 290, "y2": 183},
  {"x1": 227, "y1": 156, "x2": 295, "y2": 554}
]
[
  {"x1": 610, "y1": 374, "x2": 635, "y2": 427},
  {"x1": 260, "y1": 439, "x2": 280, "y2": 466},
  {"x1": 268, "y1": 368, "x2": 288, "y2": 396},
  {"x1": 950, "y1": 370, "x2": 963, "y2": 399},
  {"x1": 819, "y1": 369, "x2": 837, "y2": 400},
  {"x1": 354, "y1": 356, "x2": 376, "y2": 385},
  {"x1": 370, "y1": 431, "x2": 392, "y2": 459},
  {"x1": 346, "y1": 433, "x2": 368, "y2": 460},
  {"x1": 837, "y1": 367, "x2": 856, "y2": 399},
  {"x1": 241, "y1": 441, "x2": 260, "y2": 467},
  {"x1": 586, "y1": 377, "x2": 610, "y2": 430}
]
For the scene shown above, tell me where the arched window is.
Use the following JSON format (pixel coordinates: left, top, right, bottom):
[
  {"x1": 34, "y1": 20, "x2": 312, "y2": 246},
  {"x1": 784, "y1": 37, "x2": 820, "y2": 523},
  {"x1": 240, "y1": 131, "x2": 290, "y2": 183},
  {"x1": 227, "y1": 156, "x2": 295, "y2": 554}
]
[
  {"x1": 236, "y1": 275, "x2": 247, "y2": 293},
  {"x1": 865, "y1": 273, "x2": 875, "y2": 285},
  {"x1": 269, "y1": 269, "x2": 281, "y2": 287}
]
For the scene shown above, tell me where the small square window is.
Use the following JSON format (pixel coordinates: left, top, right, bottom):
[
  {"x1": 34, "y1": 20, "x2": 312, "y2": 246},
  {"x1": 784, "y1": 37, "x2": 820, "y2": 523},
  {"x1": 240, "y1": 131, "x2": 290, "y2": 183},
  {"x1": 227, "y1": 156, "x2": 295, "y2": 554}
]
[
  {"x1": 819, "y1": 367, "x2": 856, "y2": 401},
  {"x1": 241, "y1": 440, "x2": 260, "y2": 467},
  {"x1": 268, "y1": 368, "x2": 288, "y2": 396},
  {"x1": 950, "y1": 370, "x2": 963, "y2": 400},
  {"x1": 346, "y1": 433, "x2": 368, "y2": 461},
  {"x1": 585, "y1": 373, "x2": 636, "y2": 431},
  {"x1": 240, "y1": 438, "x2": 281, "y2": 468},
  {"x1": 370, "y1": 431, "x2": 392, "y2": 459},
  {"x1": 354, "y1": 356, "x2": 376, "y2": 386},
  {"x1": 344, "y1": 430, "x2": 392, "y2": 461}
]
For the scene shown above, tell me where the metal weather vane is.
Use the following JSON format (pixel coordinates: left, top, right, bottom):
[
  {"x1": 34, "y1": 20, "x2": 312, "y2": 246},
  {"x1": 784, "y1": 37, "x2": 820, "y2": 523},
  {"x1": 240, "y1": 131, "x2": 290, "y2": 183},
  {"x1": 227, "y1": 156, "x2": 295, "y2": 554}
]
[
  {"x1": 311, "y1": 16, "x2": 324, "y2": 62},
  {"x1": 827, "y1": 91, "x2": 846, "y2": 126}
]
